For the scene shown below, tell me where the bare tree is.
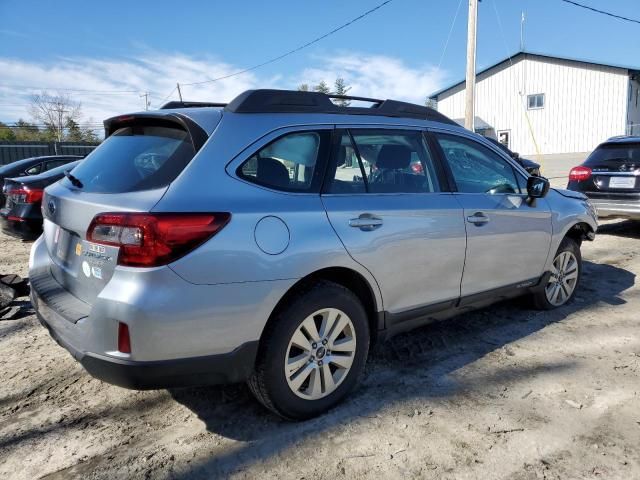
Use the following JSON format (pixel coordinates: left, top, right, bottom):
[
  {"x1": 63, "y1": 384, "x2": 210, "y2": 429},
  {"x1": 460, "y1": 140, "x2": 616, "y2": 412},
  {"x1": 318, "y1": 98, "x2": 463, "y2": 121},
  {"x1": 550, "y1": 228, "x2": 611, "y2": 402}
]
[{"x1": 29, "y1": 91, "x2": 81, "y2": 142}]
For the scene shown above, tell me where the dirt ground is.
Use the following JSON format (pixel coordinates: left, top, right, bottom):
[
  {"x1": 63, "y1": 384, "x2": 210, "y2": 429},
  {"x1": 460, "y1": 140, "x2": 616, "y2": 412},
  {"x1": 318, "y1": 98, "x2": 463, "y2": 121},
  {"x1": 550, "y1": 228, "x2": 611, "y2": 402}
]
[{"x1": 0, "y1": 219, "x2": 639, "y2": 480}]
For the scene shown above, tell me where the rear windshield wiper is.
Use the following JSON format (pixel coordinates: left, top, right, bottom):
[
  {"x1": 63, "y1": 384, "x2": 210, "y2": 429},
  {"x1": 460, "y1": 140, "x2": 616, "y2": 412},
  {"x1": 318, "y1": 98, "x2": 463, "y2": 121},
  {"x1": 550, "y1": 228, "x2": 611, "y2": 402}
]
[{"x1": 64, "y1": 170, "x2": 83, "y2": 188}]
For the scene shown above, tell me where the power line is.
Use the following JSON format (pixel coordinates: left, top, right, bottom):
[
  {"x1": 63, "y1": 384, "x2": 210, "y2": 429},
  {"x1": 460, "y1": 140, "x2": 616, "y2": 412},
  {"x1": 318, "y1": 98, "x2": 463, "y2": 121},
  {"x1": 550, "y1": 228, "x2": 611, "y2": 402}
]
[
  {"x1": 0, "y1": 84, "x2": 146, "y2": 94},
  {"x1": 437, "y1": 0, "x2": 465, "y2": 71},
  {"x1": 181, "y1": 0, "x2": 394, "y2": 87},
  {"x1": 155, "y1": 86, "x2": 177, "y2": 107},
  {"x1": 559, "y1": 0, "x2": 640, "y2": 25}
]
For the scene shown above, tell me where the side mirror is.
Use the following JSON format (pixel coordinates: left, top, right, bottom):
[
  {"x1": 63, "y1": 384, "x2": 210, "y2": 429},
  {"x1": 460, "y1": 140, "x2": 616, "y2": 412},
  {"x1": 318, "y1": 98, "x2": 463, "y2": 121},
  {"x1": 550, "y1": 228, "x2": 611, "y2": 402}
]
[{"x1": 527, "y1": 175, "x2": 550, "y2": 198}]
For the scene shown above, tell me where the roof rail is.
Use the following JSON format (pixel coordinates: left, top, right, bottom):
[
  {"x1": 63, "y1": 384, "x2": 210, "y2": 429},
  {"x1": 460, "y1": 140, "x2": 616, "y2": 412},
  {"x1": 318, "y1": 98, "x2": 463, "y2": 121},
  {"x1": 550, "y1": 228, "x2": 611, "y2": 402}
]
[
  {"x1": 161, "y1": 101, "x2": 227, "y2": 110},
  {"x1": 224, "y1": 89, "x2": 458, "y2": 125}
]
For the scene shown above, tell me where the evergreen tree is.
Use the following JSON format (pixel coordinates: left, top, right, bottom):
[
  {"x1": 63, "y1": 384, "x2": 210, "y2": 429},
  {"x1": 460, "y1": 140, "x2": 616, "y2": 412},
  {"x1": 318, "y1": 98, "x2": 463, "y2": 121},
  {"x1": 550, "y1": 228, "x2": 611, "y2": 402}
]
[
  {"x1": 313, "y1": 81, "x2": 331, "y2": 94},
  {"x1": 65, "y1": 118, "x2": 84, "y2": 141},
  {"x1": 297, "y1": 84, "x2": 310, "y2": 91},
  {"x1": 425, "y1": 97, "x2": 437, "y2": 109},
  {"x1": 81, "y1": 128, "x2": 99, "y2": 143},
  {"x1": 333, "y1": 78, "x2": 351, "y2": 106}
]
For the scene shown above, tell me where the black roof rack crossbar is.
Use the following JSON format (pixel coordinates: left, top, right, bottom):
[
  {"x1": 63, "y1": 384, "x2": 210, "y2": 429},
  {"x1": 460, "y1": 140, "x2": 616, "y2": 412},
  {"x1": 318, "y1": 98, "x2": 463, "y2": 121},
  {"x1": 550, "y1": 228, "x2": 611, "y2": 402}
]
[
  {"x1": 327, "y1": 94, "x2": 384, "y2": 104},
  {"x1": 161, "y1": 101, "x2": 227, "y2": 110},
  {"x1": 224, "y1": 89, "x2": 458, "y2": 125}
]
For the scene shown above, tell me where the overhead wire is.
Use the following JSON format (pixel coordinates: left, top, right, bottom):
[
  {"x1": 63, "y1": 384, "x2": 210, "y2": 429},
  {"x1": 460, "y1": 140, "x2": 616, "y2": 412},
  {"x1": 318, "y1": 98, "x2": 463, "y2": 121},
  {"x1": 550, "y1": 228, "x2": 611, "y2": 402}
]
[
  {"x1": 559, "y1": 0, "x2": 640, "y2": 25},
  {"x1": 0, "y1": 84, "x2": 143, "y2": 94},
  {"x1": 4, "y1": 2, "x2": 395, "y2": 111},
  {"x1": 437, "y1": 0, "x2": 465, "y2": 71},
  {"x1": 180, "y1": 0, "x2": 394, "y2": 87},
  {"x1": 490, "y1": 0, "x2": 542, "y2": 166}
]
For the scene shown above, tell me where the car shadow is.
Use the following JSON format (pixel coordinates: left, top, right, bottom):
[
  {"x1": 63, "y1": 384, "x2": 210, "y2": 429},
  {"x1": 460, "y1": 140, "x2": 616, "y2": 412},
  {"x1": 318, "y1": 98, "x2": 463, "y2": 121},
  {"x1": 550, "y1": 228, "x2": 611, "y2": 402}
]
[
  {"x1": 168, "y1": 259, "x2": 635, "y2": 478},
  {"x1": 596, "y1": 219, "x2": 640, "y2": 239}
]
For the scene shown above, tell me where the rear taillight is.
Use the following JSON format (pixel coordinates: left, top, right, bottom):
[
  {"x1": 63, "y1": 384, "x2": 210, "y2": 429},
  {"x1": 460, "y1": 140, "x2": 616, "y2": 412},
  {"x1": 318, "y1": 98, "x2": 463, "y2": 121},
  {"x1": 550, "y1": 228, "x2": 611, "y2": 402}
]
[
  {"x1": 569, "y1": 166, "x2": 592, "y2": 182},
  {"x1": 118, "y1": 322, "x2": 131, "y2": 353},
  {"x1": 7, "y1": 187, "x2": 44, "y2": 204},
  {"x1": 87, "y1": 212, "x2": 230, "y2": 267}
]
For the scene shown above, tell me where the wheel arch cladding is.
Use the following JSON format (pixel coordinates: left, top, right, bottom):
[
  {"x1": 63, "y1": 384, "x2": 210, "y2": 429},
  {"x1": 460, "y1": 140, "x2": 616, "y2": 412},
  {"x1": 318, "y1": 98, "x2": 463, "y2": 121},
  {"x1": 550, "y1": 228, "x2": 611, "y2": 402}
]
[
  {"x1": 565, "y1": 221, "x2": 595, "y2": 246},
  {"x1": 257, "y1": 267, "x2": 380, "y2": 354}
]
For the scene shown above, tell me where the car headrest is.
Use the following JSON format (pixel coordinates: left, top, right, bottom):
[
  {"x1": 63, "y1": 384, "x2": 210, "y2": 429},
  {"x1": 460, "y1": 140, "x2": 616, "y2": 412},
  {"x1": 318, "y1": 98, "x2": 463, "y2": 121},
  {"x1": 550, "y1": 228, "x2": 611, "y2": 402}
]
[
  {"x1": 376, "y1": 145, "x2": 412, "y2": 169},
  {"x1": 256, "y1": 157, "x2": 289, "y2": 188}
]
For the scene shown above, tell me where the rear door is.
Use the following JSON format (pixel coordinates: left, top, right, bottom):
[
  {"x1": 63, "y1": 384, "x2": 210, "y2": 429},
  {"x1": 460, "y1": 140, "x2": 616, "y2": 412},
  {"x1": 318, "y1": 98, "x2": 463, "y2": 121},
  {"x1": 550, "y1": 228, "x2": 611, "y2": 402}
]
[
  {"x1": 42, "y1": 117, "x2": 210, "y2": 305},
  {"x1": 431, "y1": 131, "x2": 552, "y2": 298},
  {"x1": 321, "y1": 127, "x2": 466, "y2": 320}
]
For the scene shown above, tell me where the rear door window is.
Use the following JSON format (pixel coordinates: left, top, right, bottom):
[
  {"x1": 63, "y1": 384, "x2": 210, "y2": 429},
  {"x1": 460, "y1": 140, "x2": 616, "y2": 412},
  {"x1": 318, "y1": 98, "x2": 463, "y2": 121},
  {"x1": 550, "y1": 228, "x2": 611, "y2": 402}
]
[
  {"x1": 25, "y1": 163, "x2": 42, "y2": 175},
  {"x1": 64, "y1": 125, "x2": 195, "y2": 193},
  {"x1": 325, "y1": 129, "x2": 441, "y2": 194},
  {"x1": 45, "y1": 159, "x2": 71, "y2": 171},
  {"x1": 238, "y1": 130, "x2": 331, "y2": 192}
]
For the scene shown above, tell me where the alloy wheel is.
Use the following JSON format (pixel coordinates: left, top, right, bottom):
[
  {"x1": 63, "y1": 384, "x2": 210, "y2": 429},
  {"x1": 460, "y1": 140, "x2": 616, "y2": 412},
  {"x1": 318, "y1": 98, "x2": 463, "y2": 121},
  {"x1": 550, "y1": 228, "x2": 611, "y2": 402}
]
[
  {"x1": 545, "y1": 251, "x2": 579, "y2": 306},
  {"x1": 284, "y1": 308, "x2": 356, "y2": 400}
]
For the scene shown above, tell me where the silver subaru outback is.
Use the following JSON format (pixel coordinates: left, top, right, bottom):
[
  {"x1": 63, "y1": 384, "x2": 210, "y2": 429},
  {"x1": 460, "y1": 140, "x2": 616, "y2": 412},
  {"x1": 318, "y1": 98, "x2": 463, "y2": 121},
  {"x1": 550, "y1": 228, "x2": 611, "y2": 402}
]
[{"x1": 30, "y1": 89, "x2": 597, "y2": 419}]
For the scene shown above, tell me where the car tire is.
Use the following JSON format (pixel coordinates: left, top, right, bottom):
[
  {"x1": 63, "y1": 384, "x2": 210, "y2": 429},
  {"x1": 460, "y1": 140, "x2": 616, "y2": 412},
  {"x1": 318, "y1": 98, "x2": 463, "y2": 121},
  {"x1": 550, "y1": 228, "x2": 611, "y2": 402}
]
[
  {"x1": 531, "y1": 237, "x2": 582, "y2": 310},
  {"x1": 247, "y1": 280, "x2": 370, "y2": 420}
]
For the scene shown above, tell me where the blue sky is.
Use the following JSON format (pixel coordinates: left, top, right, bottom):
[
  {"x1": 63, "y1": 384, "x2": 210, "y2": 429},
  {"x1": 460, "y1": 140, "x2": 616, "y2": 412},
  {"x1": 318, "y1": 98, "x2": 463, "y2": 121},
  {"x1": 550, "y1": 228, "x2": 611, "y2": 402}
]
[{"x1": 0, "y1": 0, "x2": 638, "y2": 124}]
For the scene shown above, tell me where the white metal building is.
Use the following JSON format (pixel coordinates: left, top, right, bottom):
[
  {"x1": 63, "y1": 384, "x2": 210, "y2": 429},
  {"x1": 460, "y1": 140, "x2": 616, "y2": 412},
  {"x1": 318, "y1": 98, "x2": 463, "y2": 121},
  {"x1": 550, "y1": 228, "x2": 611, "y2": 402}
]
[{"x1": 429, "y1": 51, "x2": 640, "y2": 156}]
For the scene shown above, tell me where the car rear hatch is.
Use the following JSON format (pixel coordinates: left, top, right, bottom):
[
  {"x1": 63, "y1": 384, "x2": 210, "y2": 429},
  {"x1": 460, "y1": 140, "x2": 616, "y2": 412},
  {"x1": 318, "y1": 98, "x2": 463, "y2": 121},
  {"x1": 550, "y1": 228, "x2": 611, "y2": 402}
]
[
  {"x1": 41, "y1": 111, "x2": 215, "y2": 305},
  {"x1": 2, "y1": 178, "x2": 22, "y2": 211},
  {"x1": 577, "y1": 142, "x2": 640, "y2": 198}
]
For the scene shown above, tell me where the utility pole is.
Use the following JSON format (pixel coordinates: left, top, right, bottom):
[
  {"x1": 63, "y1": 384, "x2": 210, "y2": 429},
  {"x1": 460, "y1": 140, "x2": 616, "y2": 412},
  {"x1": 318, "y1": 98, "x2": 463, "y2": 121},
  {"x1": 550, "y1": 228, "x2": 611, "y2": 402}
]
[
  {"x1": 464, "y1": 0, "x2": 478, "y2": 131},
  {"x1": 140, "y1": 92, "x2": 150, "y2": 111},
  {"x1": 176, "y1": 83, "x2": 183, "y2": 102}
]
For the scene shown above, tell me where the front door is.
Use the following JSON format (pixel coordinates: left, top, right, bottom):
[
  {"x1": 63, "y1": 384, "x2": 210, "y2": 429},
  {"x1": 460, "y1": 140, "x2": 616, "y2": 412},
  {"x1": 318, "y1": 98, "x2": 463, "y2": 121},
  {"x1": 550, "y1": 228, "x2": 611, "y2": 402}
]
[
  {"x1": 432, "y1": 132, "x2": 552, "y2": 297},
  {"x1": 321, "y1": 128, "x2": 467, "y2": 318}
]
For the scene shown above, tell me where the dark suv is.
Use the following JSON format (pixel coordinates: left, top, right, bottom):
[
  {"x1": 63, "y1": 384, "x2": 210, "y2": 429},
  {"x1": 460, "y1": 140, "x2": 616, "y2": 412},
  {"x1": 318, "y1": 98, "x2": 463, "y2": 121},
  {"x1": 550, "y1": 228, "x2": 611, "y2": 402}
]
[{"x1": 567, "y1": 136, "x2": 640, "y2": 220}]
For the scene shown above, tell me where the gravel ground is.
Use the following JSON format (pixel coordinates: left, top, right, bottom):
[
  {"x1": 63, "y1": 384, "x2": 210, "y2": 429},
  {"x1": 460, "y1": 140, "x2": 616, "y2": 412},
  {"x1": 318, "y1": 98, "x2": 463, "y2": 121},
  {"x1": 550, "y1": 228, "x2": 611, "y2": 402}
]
[{"x1": 0, "y1": 220, "x2": 639, "y2": 479}]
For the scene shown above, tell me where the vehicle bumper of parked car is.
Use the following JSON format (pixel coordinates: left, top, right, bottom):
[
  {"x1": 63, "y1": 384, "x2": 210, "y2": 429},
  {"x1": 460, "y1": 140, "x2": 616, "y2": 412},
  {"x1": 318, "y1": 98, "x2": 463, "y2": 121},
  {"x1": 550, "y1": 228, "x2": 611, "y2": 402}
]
[
  {"x1": 586, "y1": 196, "x2": 640, "y2": 220},
  {"x1": 0, "y1": 205, "x2": 43, "y2": 240},
  {"x1": 31, "y1": 285, "x2": 259, "y2": 389},
  {"x1": 27, "y1": 236, "x2": 292, "y2": 390}
]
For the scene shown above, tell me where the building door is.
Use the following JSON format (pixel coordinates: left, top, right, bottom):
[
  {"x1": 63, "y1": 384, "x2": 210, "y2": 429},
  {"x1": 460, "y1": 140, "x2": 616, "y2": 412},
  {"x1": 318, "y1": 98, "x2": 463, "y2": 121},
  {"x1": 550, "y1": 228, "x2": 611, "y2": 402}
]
[{"x1": 497, "y1": 130, "x2": 511, "y2": 149}]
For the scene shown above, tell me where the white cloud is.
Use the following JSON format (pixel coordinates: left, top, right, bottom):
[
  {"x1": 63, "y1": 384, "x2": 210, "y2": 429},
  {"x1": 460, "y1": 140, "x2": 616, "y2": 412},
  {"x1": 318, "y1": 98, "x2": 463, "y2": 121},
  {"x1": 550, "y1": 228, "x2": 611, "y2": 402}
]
[
  {"x1": 0, "y1": 52, "x2": 447, "y2": 133},
  {"x1": 297, "y1": 53, "x2": 447, "y2": 105}
]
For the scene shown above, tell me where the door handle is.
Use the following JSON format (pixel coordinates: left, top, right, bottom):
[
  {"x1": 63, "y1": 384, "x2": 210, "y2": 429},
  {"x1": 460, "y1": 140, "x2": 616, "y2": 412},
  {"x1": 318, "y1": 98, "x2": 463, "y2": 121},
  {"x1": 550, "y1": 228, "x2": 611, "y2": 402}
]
[
  {"x1": 466, "y1": 212, "x2": 490, "y2": 225},
  {"x1": 349, "y1": 214, "x2": 383, "y2": 231}
]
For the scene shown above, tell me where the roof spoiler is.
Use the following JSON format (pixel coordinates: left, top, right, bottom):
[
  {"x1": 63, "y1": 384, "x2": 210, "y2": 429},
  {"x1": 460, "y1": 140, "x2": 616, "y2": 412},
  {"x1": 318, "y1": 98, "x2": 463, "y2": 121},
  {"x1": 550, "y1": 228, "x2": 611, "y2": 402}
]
[
  {"x1": 103, "y1": 113, "x2": 209, "y2": 151},
  {"x1": 160, "y1": 101, "x2": 227, "y2": 110}
]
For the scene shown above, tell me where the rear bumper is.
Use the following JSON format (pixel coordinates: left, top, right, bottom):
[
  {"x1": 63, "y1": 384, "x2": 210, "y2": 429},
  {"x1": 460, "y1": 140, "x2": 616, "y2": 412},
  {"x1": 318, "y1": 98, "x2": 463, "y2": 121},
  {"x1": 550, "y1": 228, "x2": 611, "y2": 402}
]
[
  {"x1": 586, "y1": 197, "x2": 640, "y2": 219},
  {"x1": 0, "y1": 208, "x2": 42, "y2": 240},
  {"x1": 32, "y1": 286, "x2": 258, "y2": 389}
]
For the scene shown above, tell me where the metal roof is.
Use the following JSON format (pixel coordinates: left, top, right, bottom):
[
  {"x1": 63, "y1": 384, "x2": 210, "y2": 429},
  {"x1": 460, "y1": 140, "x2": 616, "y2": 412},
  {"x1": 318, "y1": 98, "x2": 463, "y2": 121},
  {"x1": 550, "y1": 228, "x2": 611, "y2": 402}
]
[{"x1": 429, "y1": 50, "x2": 640, "y2": 99}]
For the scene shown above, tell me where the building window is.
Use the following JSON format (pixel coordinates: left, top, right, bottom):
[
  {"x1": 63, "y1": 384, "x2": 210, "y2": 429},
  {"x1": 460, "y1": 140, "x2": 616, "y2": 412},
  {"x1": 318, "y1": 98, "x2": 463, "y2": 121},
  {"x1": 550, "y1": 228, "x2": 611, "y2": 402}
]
[{"x1": 527, "y1": 93, "x2": 545, "y2": 110}]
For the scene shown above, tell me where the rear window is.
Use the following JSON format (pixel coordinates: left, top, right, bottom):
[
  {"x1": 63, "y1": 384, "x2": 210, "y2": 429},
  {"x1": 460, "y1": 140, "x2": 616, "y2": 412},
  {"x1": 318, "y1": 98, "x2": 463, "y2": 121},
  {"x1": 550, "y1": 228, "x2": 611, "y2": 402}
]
[
  {"x1": 63, "y1": 125, "x2": 194, "y2": 193},
  {"x1": 585, "y1": 143, "x2": 640, "y2": 165}
]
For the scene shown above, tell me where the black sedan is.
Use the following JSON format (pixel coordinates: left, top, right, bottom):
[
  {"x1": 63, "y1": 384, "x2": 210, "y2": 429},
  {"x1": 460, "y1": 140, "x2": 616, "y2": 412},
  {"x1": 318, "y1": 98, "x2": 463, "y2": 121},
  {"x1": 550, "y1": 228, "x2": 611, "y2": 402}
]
[
  {"x1": 0, "y1": 155, "x2": 82, "y2": 206},
  {"x1": 567, "y1": 136, "x2": 640, "y2": 220},
  {"x1": 1, "y1": 160, "x2": 82, "y2": 240},
  {"x1": 484, "y1": 137, "x2": 541, "y2": 176}
]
